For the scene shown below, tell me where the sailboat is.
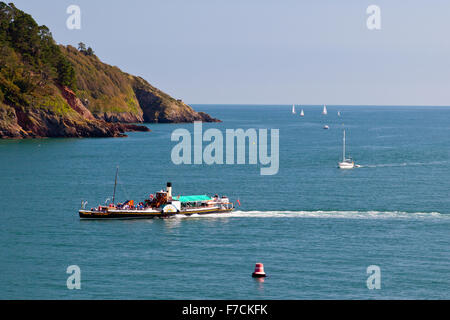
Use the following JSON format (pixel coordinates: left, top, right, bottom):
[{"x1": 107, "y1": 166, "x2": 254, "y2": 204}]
[
  {"x1": 338, "y1": 129, "x2": 358, "y2": 169},
  {"x1": 337, "y1": 111, "x2": 341, "y2": 117},
  {"x1": 300, "y1": 109, "x2": 304, "y2": 117},
  {"x1": 292, "y1": 105, "x2": 296, "y2": 114},
  {"x1": 322, "y1": 105, "x2": 328, "y2": 115}
]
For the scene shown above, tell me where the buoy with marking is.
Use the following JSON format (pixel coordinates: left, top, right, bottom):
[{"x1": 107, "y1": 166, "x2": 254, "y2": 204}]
[{"x1": 252, "y1": 263, "x2": 266, "y2": 278}]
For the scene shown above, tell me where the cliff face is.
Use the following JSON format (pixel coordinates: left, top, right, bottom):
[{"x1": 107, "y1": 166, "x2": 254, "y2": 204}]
[
  {"x1": 132, "y1": 76, "x2": 219, "y2": 123},
  {"x1": 0, "y1": 89, "x2": 148, "y2": 139},
  {"x1": 0, "y1": 2, "x2": 218, "y2": 139}
]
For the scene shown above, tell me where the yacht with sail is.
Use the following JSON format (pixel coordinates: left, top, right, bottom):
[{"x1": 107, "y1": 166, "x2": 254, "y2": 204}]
[
  {"x1": 338, "y1": 129, "x2": 359, "y2": 169},
  {"x1": 322, "y1": 105, "x2": 328, "y2": 115},
  {"x1": 292, "y1": 105, "x2": 296, "y2": 114},
  {"x1": 300, "y1": 109, "x2": 304, "y2": 117}
]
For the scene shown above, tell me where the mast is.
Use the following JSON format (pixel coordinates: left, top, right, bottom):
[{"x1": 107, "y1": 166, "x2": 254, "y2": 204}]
[
  {"x1": 112, "y1": 166, "x2": 119, "y2": 204},
  {"x1": 342, "y1": 130, "x2": 346, "y2": 161}
]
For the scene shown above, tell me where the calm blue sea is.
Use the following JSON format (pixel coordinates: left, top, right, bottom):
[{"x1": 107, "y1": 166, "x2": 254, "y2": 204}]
[{"x1": 0, "y1": 105, "x2": 449, "y2": 299}]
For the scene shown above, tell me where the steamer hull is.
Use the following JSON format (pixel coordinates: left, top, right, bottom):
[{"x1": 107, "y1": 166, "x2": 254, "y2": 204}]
[{"x1": 79, "y1": 207, "x2": 234, "y2": 220}]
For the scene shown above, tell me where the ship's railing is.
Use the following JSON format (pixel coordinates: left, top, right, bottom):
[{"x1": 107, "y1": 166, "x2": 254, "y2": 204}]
[
  {"x1": 219, "y1": 202, "x2": 234, "y2": 210},
  {"x1": 180, "y1": 201, "x2": 234, "y2": 211},
  {"x1": 207, "y1": 201, "x2": 234, "y2": 209}
]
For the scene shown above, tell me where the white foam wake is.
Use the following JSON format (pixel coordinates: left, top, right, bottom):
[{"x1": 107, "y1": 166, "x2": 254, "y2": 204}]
[
  {"x1": 359, "y1": 160, "x2": 449, "y2": 168},
  {"x1": 181, "y1": 210, "x2": 444, "y2": 220}
]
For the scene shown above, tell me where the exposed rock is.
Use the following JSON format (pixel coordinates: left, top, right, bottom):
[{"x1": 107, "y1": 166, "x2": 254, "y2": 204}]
[
  {"x1": 0, "y1": 104, "x2": 24, "y2": 138},
  {"x1": 94, "y1": 111, "x2": 143, "y2": 124},
  {"x1": 0, "y1": 102, "x2": 150, "y2": 139},
  {"x1": 132, "y1": 77, "x2": 221, "y2": 123},
  {"x1": 59, "y1": 85, "x2": 95, "y2": 120}
]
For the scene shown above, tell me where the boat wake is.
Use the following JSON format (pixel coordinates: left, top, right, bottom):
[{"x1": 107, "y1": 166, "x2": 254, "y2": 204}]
[
  {"x1": 359, "y1": 160, "x2": 448, "y2": 168},
  {"x1": 178, "y1": 210, "x2": 444, "y2": 220}
]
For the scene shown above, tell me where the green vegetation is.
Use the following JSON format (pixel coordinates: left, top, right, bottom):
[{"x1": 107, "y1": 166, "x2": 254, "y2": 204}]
[
  {"x1": 61, "y1": 45, "x2": 142, "y2": 117},
  {"x1": 0, "y1": 2, "x2": 76, "y2": 108}
]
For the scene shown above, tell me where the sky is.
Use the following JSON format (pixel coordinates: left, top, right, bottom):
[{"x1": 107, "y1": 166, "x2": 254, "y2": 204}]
[{"x1": 9, "y1": 0, "x2": 450, "y2": 106}]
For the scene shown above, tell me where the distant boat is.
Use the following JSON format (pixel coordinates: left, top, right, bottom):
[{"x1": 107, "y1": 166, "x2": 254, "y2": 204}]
[
  {"x1": 300, "y1": 109, "x2": 304, "y2": 117},
  {"x1": 337, "y1": 111, "x2": 341, "y2": 117},
  {"x1": 338, "y1": 129, "x2": 358, "y2": 169},
  {"x1": 292, "y1": 105, "x2": 296, "y2": 114},
  {"x1": 323, "y1": 125, "x2": 329, "y2": 130},
  {"x1": 322, "y1": 105, "x2": 328, "y2": 115}
]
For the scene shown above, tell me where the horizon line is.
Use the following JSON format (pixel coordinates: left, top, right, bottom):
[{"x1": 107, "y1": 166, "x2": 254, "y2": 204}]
[{"x1": 189, "y1": 103, "x2": 450, "y2": 107}]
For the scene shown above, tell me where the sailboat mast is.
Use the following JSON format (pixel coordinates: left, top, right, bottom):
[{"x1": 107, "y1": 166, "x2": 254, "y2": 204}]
[
  {"x1": 343, "y1": 130, "x2": 346, "y2": 161},
  {"x1": 112, "y1": 166, "x2": 119, "y2": 204}
]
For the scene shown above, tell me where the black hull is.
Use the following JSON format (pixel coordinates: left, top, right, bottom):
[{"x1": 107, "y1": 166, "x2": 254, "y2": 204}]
[{"x1": 79, "y1": 208, "x2": 233, "y2": 220}]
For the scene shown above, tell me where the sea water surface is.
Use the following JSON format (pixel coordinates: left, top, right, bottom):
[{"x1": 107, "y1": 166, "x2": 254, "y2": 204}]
[{"x1": 0, "y1": 105, "x2": 449, "y2": 299}]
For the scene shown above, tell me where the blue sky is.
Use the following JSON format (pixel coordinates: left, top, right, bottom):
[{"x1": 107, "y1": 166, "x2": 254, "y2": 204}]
[{"x1": 10, "y1": 0, "x2": 450, "y2": 105}]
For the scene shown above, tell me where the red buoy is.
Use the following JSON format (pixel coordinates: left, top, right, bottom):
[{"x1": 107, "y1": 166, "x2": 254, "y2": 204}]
[{"x1": 252, "y1": 263, "x2": 266, "y2": 277}]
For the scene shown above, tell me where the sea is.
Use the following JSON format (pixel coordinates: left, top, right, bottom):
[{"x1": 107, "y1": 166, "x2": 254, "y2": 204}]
[{"x1": 0, "y1": 105, "x2": 449, "y2": 299}]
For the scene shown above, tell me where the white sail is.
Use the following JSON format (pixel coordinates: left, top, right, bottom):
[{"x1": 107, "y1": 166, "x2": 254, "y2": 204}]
[
  {"x1": 322, "y1": 105, "x2": 327, "y2": 115},
  {"x1": 337, "y1": 111, "x2": 341, "y2": 117},
  {"x1": 300, "y1": 109, "x2": 304, "y2": 116},
  {"x1": 292, "y1": 105, "x2": 296, "y2": 114}
]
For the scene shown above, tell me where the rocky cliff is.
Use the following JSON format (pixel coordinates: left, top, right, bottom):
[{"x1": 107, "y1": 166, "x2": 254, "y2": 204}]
[{"x1": 0, "y1": 2, "x2": 218, "y2": 139}]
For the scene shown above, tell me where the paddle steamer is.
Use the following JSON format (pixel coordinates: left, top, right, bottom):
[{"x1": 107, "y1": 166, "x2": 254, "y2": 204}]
[{"x1": 79, "y1": 181, "x2": 234, "y2": 220}]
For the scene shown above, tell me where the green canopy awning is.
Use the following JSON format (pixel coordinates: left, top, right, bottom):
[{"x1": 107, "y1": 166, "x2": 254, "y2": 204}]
[{"x1": 173, "y1": 195, "x2": 212, "y2": 203}]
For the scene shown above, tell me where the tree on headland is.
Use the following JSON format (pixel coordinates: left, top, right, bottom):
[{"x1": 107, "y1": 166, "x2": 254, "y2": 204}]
[
  {"x1": 77, "y1": 42, "x2": 94, "y2": 56},
  {"x1": 78, "y1": 42, "x2": 86, "y2": 52},
  {"x1": 86, "y1": 47, "x2": 94, "y2": 56},
  {"x1": 57, "y1": 59, "x2": 76, "y2": 88},
  {"x1": 78, "y1": 42, "x2": 94, "y2": 56}
]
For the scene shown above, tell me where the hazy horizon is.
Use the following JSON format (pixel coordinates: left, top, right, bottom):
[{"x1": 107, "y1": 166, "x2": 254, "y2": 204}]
[
  {"x1": 10, "y1": 0, "x2": 450, "y2": 106},
  {"x1": 192, "y1": 103, "x2": 450, "y2": 107}
]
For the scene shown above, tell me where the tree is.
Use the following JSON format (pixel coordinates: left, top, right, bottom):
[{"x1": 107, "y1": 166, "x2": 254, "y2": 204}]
[
  {"x1": 78, "y1": 42, "x2": 86, "y2": 52},
  {"x1": 8, "y1": 11, "x2": 41, "y2": 61},
  {"x1": 57, "y1": 58, "x2": 76, "y2": 89},
  {"x1": 86, "y1": 47, "x2": 94, "y2": 56}
]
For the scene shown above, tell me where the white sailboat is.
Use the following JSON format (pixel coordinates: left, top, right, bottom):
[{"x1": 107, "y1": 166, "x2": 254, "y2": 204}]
[
  {"x1": 337, "y1": 111, "x2": 341, "y2": 117},
  {"x1": 338, "y1": 129, "x2": 357, "y2": 169},
  {"x1": 300, "y1": 109, "x2": 304, "y2": 117},
  {"x1": 292, "y1": 105, "x2": 296, "y2": 114},
  {"x1": 322, "y1": 105, "x2": 327, "y2": 115}
]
